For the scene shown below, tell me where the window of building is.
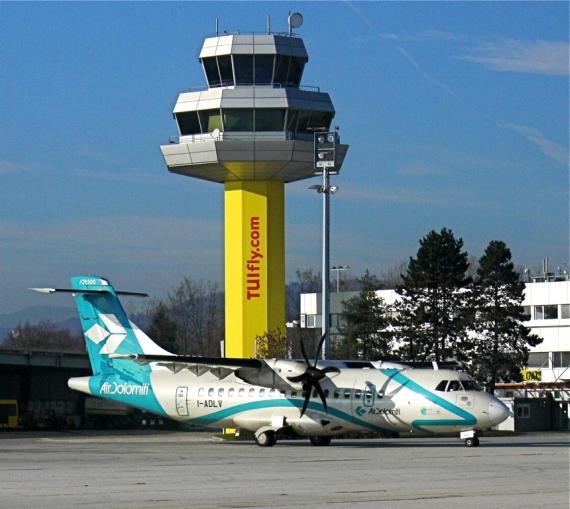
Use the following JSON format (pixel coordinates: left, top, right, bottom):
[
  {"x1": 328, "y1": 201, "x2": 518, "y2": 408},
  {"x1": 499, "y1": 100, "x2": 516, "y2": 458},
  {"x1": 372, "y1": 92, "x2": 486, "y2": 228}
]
[
  {"x1": 306, "y1": 315, "x2": 316, "y2": 328},
  {"x1": 307, "y1": 110, "x2": 333, "y2": 132},
  {"x1": 218, "y1": 55, "x2": 234, "y2": 86},
  {"x1": 198, "y1": 109, "x2": 223, "y2": 133},
  {"x1": 516, "y1": 404, "x2": 530, "y2": 418},
  {"x1": 522, "y1": 306, "x2": 532, "y2": 320},
  {"x1": 254, "y1": 55, "x2": 274, "y2": 85},
  {"x1": 562, "y1": 304, "x2": 570, "y2": 319},
  {"x1": 234, "y1": 55, "x2": 253, "y2": 85},
  {"x1": 553, "y1": 352, "x2": 570, "y2": 368},
  {"x1": 296, "y1": 110, "x2": 311, "y2": 133},
  {"x1": 527, "y1": 352, "x2": 549, "y2": 368},
  {"x1": 285, "y1": 109, "x2": 299, "y2": 132},
  {"x1": 534, "y1": 305, "x2": 558, "y2": 320},
  {"x1": 202, "y1": 57, "x2": 221, "y2": 87},
  {"x1": 223, "y1": 108, "x2": 253, "y2": 131},
  {"x1": 176, "y1": 112, "x2": 201, "y2": 136},
  {"x1": 287, "y1": 57, "x2": 306, "y2": 86},
  {"x1": 255, "y1": 109, "x2": 286, "y2": 131},
  {"x1": 273, "y1": 55, "x2": 290, "y2": 86}
]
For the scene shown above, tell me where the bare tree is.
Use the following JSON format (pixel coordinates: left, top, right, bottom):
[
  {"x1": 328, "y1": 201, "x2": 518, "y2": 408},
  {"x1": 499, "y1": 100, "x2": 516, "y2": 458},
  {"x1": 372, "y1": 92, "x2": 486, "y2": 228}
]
[
  {"x1": 2, "y1": 321, "x2": 83, "y2": 351},
  {"x1": 168, "y1": 278, "x2": 224, "y2": 356},
  {"x1": 286, "y1": 268, "x2": 321, "y2": 321}
]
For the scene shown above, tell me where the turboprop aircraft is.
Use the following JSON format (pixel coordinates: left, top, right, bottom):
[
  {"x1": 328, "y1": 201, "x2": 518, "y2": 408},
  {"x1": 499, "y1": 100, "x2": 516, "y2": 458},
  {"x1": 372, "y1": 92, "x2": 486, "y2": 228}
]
[{"x1": 32, "y1": 276, "x2": 510, "y2": 447}]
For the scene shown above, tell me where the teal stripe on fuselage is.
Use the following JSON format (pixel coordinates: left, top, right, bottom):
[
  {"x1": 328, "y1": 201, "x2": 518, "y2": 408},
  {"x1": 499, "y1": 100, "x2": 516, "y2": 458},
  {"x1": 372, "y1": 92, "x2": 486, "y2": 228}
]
[
  {"x1": 189, "y1": 398, "x2": 392, "y2": 432},
  {"x1": 380, "y1": 369, "x2": 477, "y2": 431}
]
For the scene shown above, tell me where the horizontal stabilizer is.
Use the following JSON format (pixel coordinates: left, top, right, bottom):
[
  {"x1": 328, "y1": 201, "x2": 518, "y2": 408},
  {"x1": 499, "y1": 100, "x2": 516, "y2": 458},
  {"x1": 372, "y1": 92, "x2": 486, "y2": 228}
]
[{"x1": 30, "y1": 287, "x2": 148, "y2": 297}]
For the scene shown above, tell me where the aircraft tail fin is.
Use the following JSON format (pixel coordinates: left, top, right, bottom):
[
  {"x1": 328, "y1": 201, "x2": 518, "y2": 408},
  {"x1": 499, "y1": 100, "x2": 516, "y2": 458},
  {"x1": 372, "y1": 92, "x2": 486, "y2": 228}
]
[{"x1": 32, "y1": 276, "x2": 172, "y2": 375}]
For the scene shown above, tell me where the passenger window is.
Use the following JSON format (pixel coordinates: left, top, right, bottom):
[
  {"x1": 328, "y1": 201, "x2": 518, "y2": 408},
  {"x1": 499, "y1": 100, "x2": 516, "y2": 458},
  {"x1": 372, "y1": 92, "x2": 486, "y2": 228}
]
[
  {"x1": 312, "y1": 389, "x2": 317, "y2": 398},
  {"x1": 259, "y1": 389, "x2": 265, "y2": 397},
  {"x1": 228, "y1": 388, "x2": 235, "y2": 397},
  {"x1": 324, "y1": 389, "x2": 329, "y2": 398},
  {"x1": 208, "y1": 388, "x2": 214, "y2": 397},
  {"x1": 344, "y1": 389, "x2": 351, "y2": 399},
  {"x1": 435, "y1": 380, "x2": 448, "y2": 392},
  {"x1": 269, "y1": 389, "x2": 276, "y2": 397},
  {"x1": 365, "y1": 390, "x2": 373, "y2": 401},
  {"x1": 279, "y1": 390, "x2": 286, "y2": 398},
  {"x1": 198, "y1": 387, "x2": 204, "y2": 397},
  {"x1": 248, "y1": 388, "x2": 255, "y2": 397},
  {"x1": 218, "y1": 388, "x2": 224, "y2": 397},
  {"x1": 354, "y1": 390, "x2": 362, "y2": 399},
  {"x1": 238, "y1": 388, "x2": 245, "y2": 397},
  {"x1": 291, "y1": 391, "x2": 297, "y2": 399},
  {"x1": 334, "y1": 389, "x2": 340, "y2": 399}
]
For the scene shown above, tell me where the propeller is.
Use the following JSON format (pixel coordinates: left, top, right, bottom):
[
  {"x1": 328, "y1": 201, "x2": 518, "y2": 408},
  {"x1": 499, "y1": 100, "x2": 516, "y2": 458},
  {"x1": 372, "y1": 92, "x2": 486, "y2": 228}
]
[{"x1": 287, "y1": 333, "x2": 340, "y2": 416}]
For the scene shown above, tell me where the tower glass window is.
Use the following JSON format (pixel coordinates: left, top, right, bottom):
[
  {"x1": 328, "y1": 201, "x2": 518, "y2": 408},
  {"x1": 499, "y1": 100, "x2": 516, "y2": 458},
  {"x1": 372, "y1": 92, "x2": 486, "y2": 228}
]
[
  {"x1": 202, "y1": 57, "x2": 221, "y2": 87},
  {"x1": 234, "y1": 55, "x2": 254, "y2": 85},
  {"x1": 218, "y1": 56, "x2": 234, "y2": 86},
  {"x1": 274, "y1": 55, "x2": 290, "y2": 86},
  {"x1": 255, "y1": 109, "x2": 286, "y2": 131},
  {"x1": 198, "y1": 109, "x2": 223, "y2": 132},
  {"x1": 288, "y1": 57, "x2": 306, "y2": 86},
  {"x1": 223, "y1": 108, "x2": 254, "y2": 131},
  {"x1": 285, "y1": 109, "x2": 299, "y2": 132},
  {"x1": 176, "y1": 112, "x2": 201, "y2": 136},
  {"x1": 308, "y1": 111, "x2": 333, "y2": 131},
  {"x1": 296, "y1": 110, "x2": 311, "y2": 133},
  {"x1": 254, "y1": 55, "x2": 274, "y2": 85}
]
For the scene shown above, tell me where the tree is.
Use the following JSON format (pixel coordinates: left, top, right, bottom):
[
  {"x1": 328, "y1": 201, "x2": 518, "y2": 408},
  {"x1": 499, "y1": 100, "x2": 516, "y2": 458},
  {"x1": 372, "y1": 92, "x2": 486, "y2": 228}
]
[
  {"x1": 286, "y1": 268, "x2": 321, "y2": 322},
  {"x1": 255, "y1": 328, "x2": 288, "y2": 359},
  {"x1": 394, "y1": 228, "x2": 472, "y2": 363},
  {"x1": 2, "y1": 320, "x2": 83, "y2": 351},
  {"x1": 468, "y1": 240, "x2": 542, "y2": 393},
  {"x1": 146, "y1": 301, "x2": 179, "y2": 354},
  {"x1": 167, "y1": 278, "x2": 224, "y2": 356},
  {"x1": 334, "y1": 271, "x2": 393, "y2": 360}
]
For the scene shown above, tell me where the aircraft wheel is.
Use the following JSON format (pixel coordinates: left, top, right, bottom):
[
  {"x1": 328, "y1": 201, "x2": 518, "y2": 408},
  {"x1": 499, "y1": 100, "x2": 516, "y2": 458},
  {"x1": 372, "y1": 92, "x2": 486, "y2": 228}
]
[
  {"x1": 465, "y1": 437, "x2": 480, "y2": 447},
  {"x1": 309, "y1": 436, "x2": 331, "y2": 446},
  {"x1": 255, "y1": 431, "x2": 276, "y2": 447}
]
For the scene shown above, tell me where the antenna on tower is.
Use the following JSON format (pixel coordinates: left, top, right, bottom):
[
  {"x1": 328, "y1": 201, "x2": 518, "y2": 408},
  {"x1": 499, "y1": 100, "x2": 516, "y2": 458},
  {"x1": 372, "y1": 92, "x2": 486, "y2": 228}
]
[
  {"x1": 288, "y1": 12, "x2": 303, "y2": 36},
  {"x1": 216, "y1": 18, "x2": 219, "y2": 37},
  {"x1": 267, "y1": 15, "x2": 270, "y2": 35}
]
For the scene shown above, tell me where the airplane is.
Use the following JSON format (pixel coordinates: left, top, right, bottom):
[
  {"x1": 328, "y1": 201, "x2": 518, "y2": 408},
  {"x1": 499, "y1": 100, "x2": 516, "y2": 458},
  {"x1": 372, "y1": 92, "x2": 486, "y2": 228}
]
[{"x1": 32, "y1": 276, "x2": 510, "y2": 447}]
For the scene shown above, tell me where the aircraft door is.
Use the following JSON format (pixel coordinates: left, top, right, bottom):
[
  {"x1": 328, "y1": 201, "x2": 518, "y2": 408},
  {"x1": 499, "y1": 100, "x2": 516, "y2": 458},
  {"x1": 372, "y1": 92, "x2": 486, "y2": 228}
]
[
  {"x1": 364, "y1": 383, "x2": 376, "y2": 408},
  {"x1": 176, "y1": 386, "x2": 189, "y2": 417}
]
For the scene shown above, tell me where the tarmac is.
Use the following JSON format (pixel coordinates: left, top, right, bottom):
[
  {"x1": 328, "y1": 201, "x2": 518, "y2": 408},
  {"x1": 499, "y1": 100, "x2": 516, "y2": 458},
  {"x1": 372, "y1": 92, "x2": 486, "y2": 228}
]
[{"x1": 0, "y1": 431, "x2": 568, "y2": 509}]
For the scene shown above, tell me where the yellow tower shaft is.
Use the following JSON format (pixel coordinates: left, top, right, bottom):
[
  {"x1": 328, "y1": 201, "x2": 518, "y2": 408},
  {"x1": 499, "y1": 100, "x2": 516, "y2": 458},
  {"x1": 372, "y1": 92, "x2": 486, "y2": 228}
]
[{"x1": 224, "y1": 181, "x2": 285, "y2": 358}]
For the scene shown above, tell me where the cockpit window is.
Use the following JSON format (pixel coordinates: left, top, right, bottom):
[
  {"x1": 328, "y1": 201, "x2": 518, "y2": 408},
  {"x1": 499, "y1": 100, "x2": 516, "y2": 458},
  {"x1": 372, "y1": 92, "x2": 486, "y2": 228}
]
[
  {"x1": 447, "y1": 381, "x2": 463, "y2": 392},
  {"x1": 435, "y1": 380, "x2": 448, "y2": 392},
  {"x1": 462, "y1": 380, "x2": 483, "y2": 392}
]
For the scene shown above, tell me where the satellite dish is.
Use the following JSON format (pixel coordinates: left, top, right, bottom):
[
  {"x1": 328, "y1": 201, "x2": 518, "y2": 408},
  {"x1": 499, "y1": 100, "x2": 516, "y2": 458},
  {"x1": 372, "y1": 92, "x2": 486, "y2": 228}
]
[
  {"x1": 212, "y1": 128, "x2": 220, "y2": 139},
  {"x1": 288, "y1": 12, "x2": 303, "y2": 34}
]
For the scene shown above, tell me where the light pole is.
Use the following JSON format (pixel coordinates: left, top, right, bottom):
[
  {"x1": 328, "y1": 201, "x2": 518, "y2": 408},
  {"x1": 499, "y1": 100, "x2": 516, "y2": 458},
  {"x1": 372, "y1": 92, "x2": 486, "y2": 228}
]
[
  {"x1": 310, "y1": 129, "x2": 340, "y2": 359},
  {"x1": 331, "y1": 265, "x2": 349, "y2": 292}
]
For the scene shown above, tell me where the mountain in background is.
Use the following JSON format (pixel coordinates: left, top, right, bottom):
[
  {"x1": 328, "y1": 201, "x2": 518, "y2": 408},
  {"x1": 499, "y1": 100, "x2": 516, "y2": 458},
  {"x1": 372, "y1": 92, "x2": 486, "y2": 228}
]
[{"x1": 0, "y1": 305, "x2": 81, "y2": 342}]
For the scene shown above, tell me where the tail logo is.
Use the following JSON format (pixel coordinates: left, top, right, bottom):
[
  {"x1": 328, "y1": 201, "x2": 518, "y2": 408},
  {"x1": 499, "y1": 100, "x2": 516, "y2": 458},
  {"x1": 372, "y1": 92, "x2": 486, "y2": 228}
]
[{"x1": 84, "y1": 314, "x2": 127, "y2": 355}]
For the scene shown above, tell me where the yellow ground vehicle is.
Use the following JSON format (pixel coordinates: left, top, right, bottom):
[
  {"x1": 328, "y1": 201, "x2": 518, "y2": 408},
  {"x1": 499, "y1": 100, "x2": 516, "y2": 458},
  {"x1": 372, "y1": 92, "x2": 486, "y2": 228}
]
[{"x1": 0, "y1": 399, "x2": 19, "y2": 429}]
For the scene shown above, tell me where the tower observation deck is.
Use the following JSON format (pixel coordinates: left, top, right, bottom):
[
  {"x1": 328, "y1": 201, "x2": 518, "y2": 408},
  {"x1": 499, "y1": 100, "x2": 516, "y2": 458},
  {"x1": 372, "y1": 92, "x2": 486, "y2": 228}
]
[{"x1": 161, "y1": 22, "x2": 348, "y2": 358}]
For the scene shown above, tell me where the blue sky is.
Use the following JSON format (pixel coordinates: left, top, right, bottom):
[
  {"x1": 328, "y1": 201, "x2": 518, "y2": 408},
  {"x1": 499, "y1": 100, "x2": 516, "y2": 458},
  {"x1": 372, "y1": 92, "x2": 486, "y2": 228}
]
[{"x1": 1, "y1": 1, "x2": 568, "y2": 314}]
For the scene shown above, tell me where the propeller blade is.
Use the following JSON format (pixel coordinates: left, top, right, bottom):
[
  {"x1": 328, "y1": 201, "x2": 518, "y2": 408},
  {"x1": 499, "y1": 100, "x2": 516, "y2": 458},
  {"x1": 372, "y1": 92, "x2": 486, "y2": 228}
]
[
  {"x1": 314, "y1": 381, "x2": 328, "y2": 414},
  {"x1": 300, "y1": 339, "x2": 310, "y2": 366},
  {"x1": 313, "y1": 332, "x2": 327, "y2": 368},
  {"x1": 287, "y1": 373, "x2": 307, "y2": 384},
  {"x1": 300, "y1": 385, "x2": 312, "y2": 416},
  {"x1": 321, "y1": 366, "x2": 341, "y2": 375}
]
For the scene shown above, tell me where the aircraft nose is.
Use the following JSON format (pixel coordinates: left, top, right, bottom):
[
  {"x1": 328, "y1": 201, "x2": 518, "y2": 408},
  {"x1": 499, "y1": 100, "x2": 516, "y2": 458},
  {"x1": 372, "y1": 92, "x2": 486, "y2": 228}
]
[{"x1": 488, "y1": 399, "x2": 510, "y2": 426}]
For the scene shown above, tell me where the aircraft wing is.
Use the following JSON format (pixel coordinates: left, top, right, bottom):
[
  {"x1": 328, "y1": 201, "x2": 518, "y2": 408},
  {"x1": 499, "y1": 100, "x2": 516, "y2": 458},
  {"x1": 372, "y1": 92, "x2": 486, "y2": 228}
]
[{"x1": 110, "y1": 353, "x2": 264, "y2": 379}]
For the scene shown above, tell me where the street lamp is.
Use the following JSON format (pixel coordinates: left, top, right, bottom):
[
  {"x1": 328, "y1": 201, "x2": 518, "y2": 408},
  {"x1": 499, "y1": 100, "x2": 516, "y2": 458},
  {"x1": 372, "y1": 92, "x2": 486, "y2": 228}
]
[
  {"x1": 310, "y1": 129, "x2": 340, "y2": 359},
  {"x1": 331, "y1": 265, "x2": 349, "y2": 292}
]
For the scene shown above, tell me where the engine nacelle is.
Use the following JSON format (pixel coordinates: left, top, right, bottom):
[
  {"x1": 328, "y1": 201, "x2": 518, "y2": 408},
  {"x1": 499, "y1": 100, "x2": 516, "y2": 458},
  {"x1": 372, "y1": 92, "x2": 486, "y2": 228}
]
[{"x1": 235, "y1": 359, "x2": 307, "y2": 391}]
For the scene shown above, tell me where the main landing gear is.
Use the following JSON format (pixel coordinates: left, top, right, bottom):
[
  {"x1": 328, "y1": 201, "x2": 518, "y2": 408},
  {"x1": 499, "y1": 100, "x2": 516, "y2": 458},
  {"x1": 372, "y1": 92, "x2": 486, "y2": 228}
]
[
  {"x1": 309, "y1": 436, "x2": 331, "y2": 446},
  {"x1": 255, "y1": 430, "x2": 277, "y2": 447}
]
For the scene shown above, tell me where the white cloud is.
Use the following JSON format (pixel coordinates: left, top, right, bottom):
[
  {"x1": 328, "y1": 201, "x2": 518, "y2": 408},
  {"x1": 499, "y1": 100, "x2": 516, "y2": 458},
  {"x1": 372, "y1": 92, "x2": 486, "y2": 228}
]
[{"x1": 461, "y1": 39, "x2": 569, "y2": 76}]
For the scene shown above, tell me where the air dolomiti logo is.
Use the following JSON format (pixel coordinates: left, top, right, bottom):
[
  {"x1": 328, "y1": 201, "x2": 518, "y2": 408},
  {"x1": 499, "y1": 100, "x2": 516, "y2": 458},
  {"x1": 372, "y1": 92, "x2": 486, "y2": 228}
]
[{"x1": 100, "y1": 381, "x2": 150, "y2": 396}]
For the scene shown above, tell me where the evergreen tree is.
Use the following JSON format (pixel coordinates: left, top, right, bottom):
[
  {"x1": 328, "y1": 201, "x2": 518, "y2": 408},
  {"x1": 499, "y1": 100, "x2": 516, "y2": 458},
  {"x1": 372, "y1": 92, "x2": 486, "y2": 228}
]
[
  {"x1": 468, "y1": 240, "x2": 542, "y2": 393},
  {"x1": 394, "y1": 228, "x2": 472, "y2": 363},
  {"x1": 335, "y1": 271, "x2": 392, "y2": 360},
  {"x1": 147, "y1": 301, "x2": 180, "y2": 354}
]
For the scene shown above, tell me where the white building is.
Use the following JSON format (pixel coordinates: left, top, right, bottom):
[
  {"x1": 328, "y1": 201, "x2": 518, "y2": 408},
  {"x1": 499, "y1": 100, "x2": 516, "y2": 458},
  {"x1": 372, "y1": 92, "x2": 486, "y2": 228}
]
[{"x1": 299, "y1": 279, "x2": 570, "y2": 383}]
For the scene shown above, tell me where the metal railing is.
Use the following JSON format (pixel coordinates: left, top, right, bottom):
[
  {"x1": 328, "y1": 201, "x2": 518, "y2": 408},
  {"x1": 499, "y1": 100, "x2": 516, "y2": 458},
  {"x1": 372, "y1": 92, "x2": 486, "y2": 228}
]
[{"x1": 169, "y1": 131, "x2": 314, "y2": 144}]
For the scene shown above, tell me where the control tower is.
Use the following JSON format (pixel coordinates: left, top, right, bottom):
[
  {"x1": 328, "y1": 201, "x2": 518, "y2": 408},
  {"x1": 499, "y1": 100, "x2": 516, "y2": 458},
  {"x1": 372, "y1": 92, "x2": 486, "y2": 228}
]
[{"x1": 161, "y1": 17, "x2": 348, "y2": 358}]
